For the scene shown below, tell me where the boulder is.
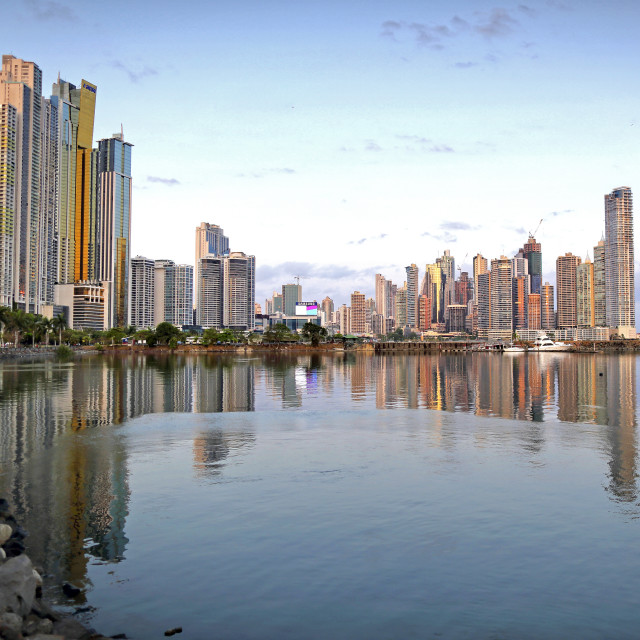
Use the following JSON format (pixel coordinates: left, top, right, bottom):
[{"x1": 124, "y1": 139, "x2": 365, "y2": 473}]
[
  {"x1": 0, "y1": 523, "x2": 12, "y2": 545},
  {"x1": 0, "y1": 612, "x2": 22, "y2": 640},
  {"x1": 0, "y1": 554, "x2": 36, "y2": 616}
]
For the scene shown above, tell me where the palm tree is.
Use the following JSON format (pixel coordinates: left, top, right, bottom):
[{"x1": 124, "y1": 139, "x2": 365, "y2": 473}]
[
  {"x1": 52, "y1": 314, "x2": 68, "y2": 345},
  {"x1": 8, "y1": 309, "x2": 28, "y2": 348},
  {"x1": 37, "y1": 316, "x2": 52, "y2": 346},
  {"x1": 0, "y1": 306, "x2": 10, "y2": 347}
]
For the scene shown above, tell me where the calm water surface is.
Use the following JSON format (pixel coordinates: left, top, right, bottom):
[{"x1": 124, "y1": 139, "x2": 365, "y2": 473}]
[{"x1": 0, "y1": 351, "x2": 639, "y2": 639}]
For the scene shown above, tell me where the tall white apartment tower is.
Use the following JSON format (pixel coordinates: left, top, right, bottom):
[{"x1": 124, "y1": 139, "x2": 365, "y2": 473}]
[
  {"x1": 605, "y1": 187, "x2": 636, "y2": 338},
  {"x1": 130, "y1": 256, "x2": 155, "y2": 329}
]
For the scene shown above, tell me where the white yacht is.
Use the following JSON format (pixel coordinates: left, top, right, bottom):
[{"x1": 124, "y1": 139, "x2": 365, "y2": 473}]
[{"x1": 531, "y1": 333, "x2": 573, "y2": 352}]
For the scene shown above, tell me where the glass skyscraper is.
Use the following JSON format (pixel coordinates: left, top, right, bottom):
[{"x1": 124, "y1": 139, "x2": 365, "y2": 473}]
[{"x1": 98, "y1": 134, "x2": 132, "y2": 328}]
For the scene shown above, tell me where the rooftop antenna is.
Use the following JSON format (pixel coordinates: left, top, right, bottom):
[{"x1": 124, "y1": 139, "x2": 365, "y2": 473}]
[{"x1": 121, "y1": 123, "x2": 124, "y2": 141}]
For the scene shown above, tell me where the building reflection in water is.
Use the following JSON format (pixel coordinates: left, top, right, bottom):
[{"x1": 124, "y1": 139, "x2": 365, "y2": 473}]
[{"x1": 0, "y1": 351, "x2": 638, "y2": 593}]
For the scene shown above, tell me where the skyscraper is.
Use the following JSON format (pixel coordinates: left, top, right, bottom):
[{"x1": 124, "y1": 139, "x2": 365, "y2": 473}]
[
  {"x1": 523, "y1": 235, "x2": 542, "y2": 295},
  {"x1": 476, "y1": 272, "x2": 491, "y2": 339},
  {"x1": 196, "y1": 256, "x2": 223, "y2": 328},
  {"x1": 0, "y1": 55, "x2": 42, "y2": 311},
  {"x1": 351, "y1": 291, "x2": 366, "y2": 334},
  {"x1": 541, "y1": 282, "x2": 555, "y2": 329},
  {"x1": 489, "y1": 256, "x2": 512, "y2": 341},
  {"x1": 0, "y1": 103, "x2": 17, "y2": 307},
  {"x1": 98, "y1": 133, "x2": 133, "y2": 328},
  {"x1": 195, "y1": 222, "x2": 229, "y2": 261},
  {"x1": 556, "y1": 253, "x2": 581, "y2": 328},
  {"x1": 282, "y1": 283, "x2": 301, "y2": 316},
  {"x1": 472, "y1": 254, "x2": 488, "y2": 302},
  {"x1": 423, "y1": 263, "x2": 444, "y2": 324},
  {"x1": 593, "y1": 238, "x2": 606, "y2": 327},
  {"x1": 130, "y1": 256, "x2": 155, "y2": 329},
  {"x1": 576, "y1": 257, "x2": 595, "y2": 328},
  {"x1": 405, "y1": 264, "x2": 419, "y2": 327},
  {"x1": 605, "y1": 187, "x2": 635, "y2": 338},
  {"x1": 223, "y1": 252, "x2": 255, "y2": 330}
]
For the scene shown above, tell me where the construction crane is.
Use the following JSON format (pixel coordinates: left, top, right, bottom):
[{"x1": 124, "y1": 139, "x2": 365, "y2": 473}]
[
  {"x1": 529, "y1": 218, "x2": 543, "y2": 238},
  {"x1": 457, "y1": 253, "x2": 469, "y2": 275},
  {"x1": 293, "y1": 275, "x2": 306, "y2": 285}
]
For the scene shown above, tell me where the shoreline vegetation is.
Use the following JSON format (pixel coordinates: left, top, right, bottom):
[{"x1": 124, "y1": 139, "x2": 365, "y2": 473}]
[{"x1": 1, "y1": 339, "x2": 640, "y2": 362}]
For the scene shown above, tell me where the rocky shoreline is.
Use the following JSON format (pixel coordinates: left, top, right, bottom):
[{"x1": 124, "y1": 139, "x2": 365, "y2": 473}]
[{"x1": 0, "y1": 499, "x2": 120, "y2": 640}]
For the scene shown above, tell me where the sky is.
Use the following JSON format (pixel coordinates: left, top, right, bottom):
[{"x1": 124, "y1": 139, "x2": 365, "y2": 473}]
[{"x1": 6, "y1": 0, "x2": 640, "y2": 308}]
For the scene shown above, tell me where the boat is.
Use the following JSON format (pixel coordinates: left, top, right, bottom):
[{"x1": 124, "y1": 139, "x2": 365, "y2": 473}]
[
  {"x1": 531, "y1": 333, "x2": 573, "y2": 352},
  {"x1": 503, "y1": 344, "x2": 527, "y2": 353}
]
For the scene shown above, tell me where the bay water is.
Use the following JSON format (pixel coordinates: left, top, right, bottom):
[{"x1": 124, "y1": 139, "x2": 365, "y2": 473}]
[{"x1": 0, "y1": 351, "x2": 638, "y2": 638}]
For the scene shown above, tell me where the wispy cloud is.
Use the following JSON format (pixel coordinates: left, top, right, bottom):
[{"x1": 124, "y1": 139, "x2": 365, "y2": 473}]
[
  {"x1": 365, "y1": 140, "x2": 383, "y2": 152},
  {"x1": 422, "y1": 230, "x2": 458, "y2": 243},
  {"x1": 237, "y1": 167, "x2": 297, "y2": 179},
  {"x1": 23, "y1": 0, "x2": 76, "y2": 21},
  {"x1": 441, "y1": 221, "x2": 479, "y2": 231},
  {"x1": 111, "y1": 60, "x2": 158, "y2": 83},
  {"x1": 381, "y1": 6, "x2": 538, "y2": 61},
  {"x1": 147, "y1": 176, "x2": 180, "y2": 186},
  {"x1": 549, "y1": 209, "x2": 573, "y2": 217},
  {"x1": 347, "y1": 233, "x2": 388, "y2": 245},
  {"x1": 395, "y1": 135, "x2": 455, "y2": 153}
]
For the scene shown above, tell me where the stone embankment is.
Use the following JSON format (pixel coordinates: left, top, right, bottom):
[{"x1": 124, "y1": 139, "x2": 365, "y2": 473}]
[{"x1": 0, "y1": 499, "x2": 119, "y2": 640}]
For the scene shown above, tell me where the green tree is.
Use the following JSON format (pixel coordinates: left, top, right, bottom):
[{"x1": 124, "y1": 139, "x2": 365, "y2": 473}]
[
  {"x1": 202, "y1": 328, "x2": 222, "y2": 346},
  {"x1": 37, "y1": 316, "x2": 52, "y2": 346},
  {"x1": 0, "y1": 306, "x2": 11, "y2": 346},
  {"x1": 263, "y1": 323, "x2": 294, "y2": 343},
  {"x1": 9, "y1": 309, "x2": 29, "y2": 347},
  {"x1": 387, "y1": 328, "x2": 404, "y2": 342},
  {"x1": 300, "y1": 322, "x2": 327, "y2": 346},
  {"x1": 154, "y1": 322, "x2": 181, "y2": 345},
  {"x1": 52, "y1": 314, "x2": 67, "y2": 345}
]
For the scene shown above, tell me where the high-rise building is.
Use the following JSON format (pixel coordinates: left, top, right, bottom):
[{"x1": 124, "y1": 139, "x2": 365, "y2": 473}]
[
  {"x1": 605, "y1": 187, "x2": 635, "y2": 338},
  {"x1": 476, "y1": 272, "x2": 491, "y2": 339},
  {"x1": 195, "y1": 222, "x2": 229, "y2": 261},
  {"x1": 155, "y1": 260, "x2": 193, "y2": 326},
  {"x1": 556, "y1": 253, "x2": 581, "y2": 328},
  {"x1": 541, "y1": 282, "x2": 555, "y2": 330},
  {"x1": 338, "y1": 304, "x2": 350, "y2": 334},
  {"x1": 405, "y1": 264, "x2": 419, "y2": 327},
  {"x1": 0, "y1": 103, "x2": 17, "y2": 307},
  {"x1": 423, "y1": 263, "x2": 444, "y2": 324},
  {"x1": 418, "y1": 294, "x2": 431, "y2": 331},
  {"x1": 593, "y1": 238, "x2": 606, "y2": 327},
  {"x1": 98, "y1": 133, "x2": 132, "y2": 328},
  {"x1": 321, "y1": 296, "x2": 334, "y2": 321},
  {"x1": 437, "y1": 250, "x2": 455, "y2": 308},
  {"x1": 527, "y1": 293, "x2": 541, "y2": 330},
  {"x1": 523, "y1": 235, "x2": 542, "y2": 294},
  {"x1": 196, "y1": 253, "x2": 254, "y2": 330},
  {"x1": 512, "y1": 275, "x2": 529, "y2": 330},
  {"x1": 455, "y1": 272, "x2": 472, "y2": 306},
  {"x1": 282, "y1": 283, "x2": 301, "y2": 316},
  {"x1": 223, "y1": 252, "x2": 255, "y2": 330},
  {"x1": 130, "y1": 256, "x2": 155, "y2": 329},
  {"x1": 395, "y1": 285, "x2": 407, "y2": 327},
  {"x1": 472, "y1": 254, "x2": 488, "y2": 302},
  {"x1": 577, "y1": 257, "x2": 595, "y2": 328},
  {"x1": 1, "y1": 55, "x2": 42, "y2": 311},
  {"x1": 351, "y1": 291, "x2": 366, "y2": 334},
  {"x1": 196, "y1": 256, "x2": 223, "y2": 328},
  {"x1": 489, "y1": 256, "x2": 513, "y2": 340}
]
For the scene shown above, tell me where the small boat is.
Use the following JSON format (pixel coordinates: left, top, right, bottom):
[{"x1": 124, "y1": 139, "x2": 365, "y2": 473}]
[
  {"x1": 531, "y1": 333, "x2": 573, "y2": 352},
  {"x1": 503, "y1": 344, "x2": 527, "y2": 353}
]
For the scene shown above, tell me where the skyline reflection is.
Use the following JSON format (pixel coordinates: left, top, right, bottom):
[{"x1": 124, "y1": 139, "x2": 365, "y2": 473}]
[{"x1": 0, "y1": 351, "x2": 638, "y2": 602}]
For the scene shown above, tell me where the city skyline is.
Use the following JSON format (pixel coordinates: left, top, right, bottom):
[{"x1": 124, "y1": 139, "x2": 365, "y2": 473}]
[{"x1": 5, "y1": 0, "x2": 639, "y2": 309}]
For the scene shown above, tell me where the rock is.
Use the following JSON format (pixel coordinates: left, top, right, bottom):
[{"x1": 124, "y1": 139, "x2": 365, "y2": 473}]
[
  {"x1": 0, "y1": 523, "x2": 12, "y2": 545},
  {"x1": 31, "y1": 597, "x2": 61, "y2": 621},
  {"x1": 10, "y1": 526, "x2": 28, "y2": 541},
  {"x1": 0, "y1": 499, "x2": 11, "y2": 518},
  {"x1": 3, "y1": 539, "x2": 25, "y2": 557},
  {"x1": 0, "y1": 612, "x2": 22, "y2": 640},
  {"x1": 35, "y1": 617, "x2": 54, "y2": 634},
  {"x1": 33, "y1": 568, "x2": 43, "y2": 587},
  {"x1": 0, "y1": 547, "x2": 6, "y2": 560},
  {"x1": 62, "y1": 582, "x2": 82, "y2": 598},
  {"x1": 52, "y1": 617, "x2": 95, "y2": 639},
  {"x1": 0, "y1": 554, "x2": 36, "y2": 616},
  {"x1": 26, "y1": 635, "x2": 65, "y2": 640},
  {"x1": 23, "y1": 611, "x2": 44, "y2": 635},
  {"x1": 164, "y1": 627, "x2": 183, "y2": 636},
  {"x1": 111, "y1": 634, "x2": 128, "y2": 639}
]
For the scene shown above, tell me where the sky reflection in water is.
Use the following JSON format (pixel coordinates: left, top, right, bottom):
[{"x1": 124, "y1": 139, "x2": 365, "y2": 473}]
[{"x1": 0, "y1": 352, "x2": 638, "y2": 639}]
